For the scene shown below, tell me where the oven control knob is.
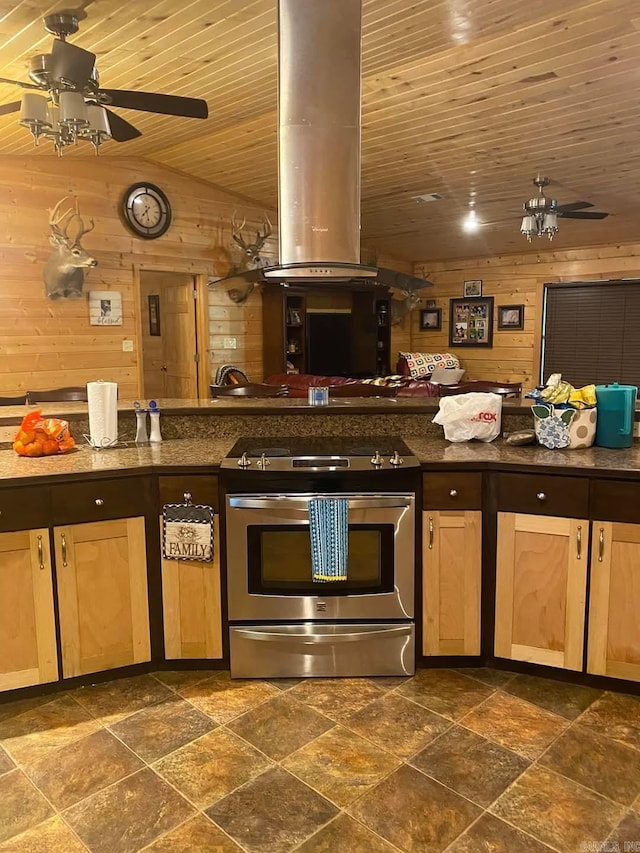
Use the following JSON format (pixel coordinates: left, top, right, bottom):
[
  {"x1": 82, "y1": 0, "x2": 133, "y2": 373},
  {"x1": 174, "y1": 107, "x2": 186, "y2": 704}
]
[
  {"x1": 257, "y1": 453, "x2": 270, "y2": 470},
  {"x1": 370, "y1": 451, "x2": 383, "y2": 467},
  {"x1": 389, "y1": 450, "x2": 403, "y2": 467},
  {"x1": 237, "y1": 453, "x2": 251, "y2": 469}
]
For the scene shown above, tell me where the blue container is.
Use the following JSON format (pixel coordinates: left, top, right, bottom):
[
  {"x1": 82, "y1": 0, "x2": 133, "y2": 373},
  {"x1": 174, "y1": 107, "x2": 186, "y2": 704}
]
[{"x1": 594, "y1": 383, "x2": 637, "y2": 448}]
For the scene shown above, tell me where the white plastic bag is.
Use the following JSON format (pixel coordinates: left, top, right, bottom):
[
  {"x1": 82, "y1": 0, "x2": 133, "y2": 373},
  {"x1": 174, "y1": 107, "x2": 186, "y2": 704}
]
[{"x1": 433, "y1": 393, "x2": 502, "y2": 442}]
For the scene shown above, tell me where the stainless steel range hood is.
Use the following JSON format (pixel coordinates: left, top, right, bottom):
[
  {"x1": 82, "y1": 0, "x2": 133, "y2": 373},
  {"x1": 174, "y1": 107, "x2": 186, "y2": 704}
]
[{"x1": 230, "y1": 0, "x2": 428, "y2": 291}]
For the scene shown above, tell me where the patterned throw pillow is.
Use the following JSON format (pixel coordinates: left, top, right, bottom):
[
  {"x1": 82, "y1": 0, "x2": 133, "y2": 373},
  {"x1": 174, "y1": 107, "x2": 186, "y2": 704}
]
[{"x1": 399, "y1": 352, "x2": 460, "y2": 379}]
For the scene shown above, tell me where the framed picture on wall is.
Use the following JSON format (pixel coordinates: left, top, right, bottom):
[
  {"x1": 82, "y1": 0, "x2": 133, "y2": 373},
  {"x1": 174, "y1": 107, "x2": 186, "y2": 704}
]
[
  {"x1": 148, "y1": 294, "x2": 161, "y2": 336},
  {"x1": 449, "y1": 296, "x2": 494, "y2": 347},
  {"x1": 498, "y1": 304, "x2": 524, "y2": 330},
  {"x1": 89, "y1": 290, "x2": 123, "y2": 326},
  {"x1": 463, "y1": 279, "x2": 483, "y2": 297},
  {"x1": 419, "y1": 308, "x2": 442, "y2": 330}
]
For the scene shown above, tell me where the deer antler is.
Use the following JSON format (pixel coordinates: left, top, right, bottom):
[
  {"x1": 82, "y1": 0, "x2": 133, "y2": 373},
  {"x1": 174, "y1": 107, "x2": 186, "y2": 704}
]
[
  {"x1": 231, "y1": 211, "x2": 248, "y2": 251},
  {"x1": 71, "y1": 211, "x2": 95, "y2": 244},
  {"x1": 48, "y1": 197, "x2": 77, "y2": 241},
  {"x1": 256, "y1": 214, "x2": 272, "y2": 242}
]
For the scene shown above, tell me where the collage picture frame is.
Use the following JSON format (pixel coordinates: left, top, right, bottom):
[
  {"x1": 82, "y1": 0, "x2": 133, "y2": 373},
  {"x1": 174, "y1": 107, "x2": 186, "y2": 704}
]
[{"x1": 449, "y1": 296, "x2": 494, "y2": 347}]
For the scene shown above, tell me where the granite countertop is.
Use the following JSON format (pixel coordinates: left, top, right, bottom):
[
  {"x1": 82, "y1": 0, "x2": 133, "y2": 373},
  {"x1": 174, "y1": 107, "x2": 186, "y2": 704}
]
[
  {"x1": 0, "y1": 396, "x2": 540, "y2": 424},
  {"x1": 1, "y1": 435, "x2": 640, "y2": 485}
]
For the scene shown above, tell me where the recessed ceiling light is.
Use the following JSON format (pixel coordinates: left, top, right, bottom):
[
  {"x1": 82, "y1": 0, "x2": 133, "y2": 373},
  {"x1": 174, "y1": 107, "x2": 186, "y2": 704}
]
[
  {"x1": 462, "y1": 210, "x2": 480, "y2": 233},
  {"x1": 412, "y1": 193, "x2": 443, "y2": 203}
]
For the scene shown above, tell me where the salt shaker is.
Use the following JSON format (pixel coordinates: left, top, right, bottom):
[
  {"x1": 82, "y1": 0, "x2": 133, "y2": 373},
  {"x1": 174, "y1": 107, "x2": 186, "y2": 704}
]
[
  {"x1": 148, "y1": 400, "x2": 162, "y2": 443},
  {"x1": 133, "y1": 402, "x2": 148, "y2": 443}
]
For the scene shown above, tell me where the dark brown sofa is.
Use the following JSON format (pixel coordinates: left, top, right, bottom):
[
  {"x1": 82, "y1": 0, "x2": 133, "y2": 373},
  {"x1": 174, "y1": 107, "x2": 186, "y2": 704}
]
[{"x1": 265, "y1": 373, "x2": 441, "y2": 398}]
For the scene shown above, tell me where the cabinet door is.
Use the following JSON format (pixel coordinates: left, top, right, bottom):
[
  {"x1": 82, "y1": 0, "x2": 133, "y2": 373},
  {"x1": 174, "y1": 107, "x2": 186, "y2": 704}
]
[
  {"x1": 0, "y1": 529, "x2": 58, "y2": 690},
  {"x1": 588, "y1": 521, "x2": 640, "y2": 682},
  {"x1": 423, "y1": 511, "x2": 481, "y2": 656},
  {"x1": 55, "y1": 517, "x2": 150, "y2": 678},
  {"x1": 495, "y1": 512, "x2": 587, "y2": 671},
  {"x1": 161, "y1": 516, "x2": 223, "y2": 659},
  {"x1": 351, "y1": 290, "x2": 378, "y2": 376}
]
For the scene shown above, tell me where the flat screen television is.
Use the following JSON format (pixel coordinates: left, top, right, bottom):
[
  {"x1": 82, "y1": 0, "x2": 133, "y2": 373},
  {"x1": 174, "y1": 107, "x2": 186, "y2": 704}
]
[{"x1": 307, "y1": 313, "x2": 351, "y2": 376}]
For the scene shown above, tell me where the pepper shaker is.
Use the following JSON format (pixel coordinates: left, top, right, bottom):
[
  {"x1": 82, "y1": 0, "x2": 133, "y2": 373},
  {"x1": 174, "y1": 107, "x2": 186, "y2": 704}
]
[
  {"x1": 148, "y1": 400, "x2": 162, "y2": 443},
  {"x1": 133, "y1": 402, "x2": 148, "y2": 443}
]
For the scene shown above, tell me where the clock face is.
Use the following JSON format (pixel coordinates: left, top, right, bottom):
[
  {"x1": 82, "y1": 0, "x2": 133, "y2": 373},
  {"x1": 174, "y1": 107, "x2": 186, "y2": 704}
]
[{"x1": 122, "y1": 183, "x2": 171, "y2": 238}]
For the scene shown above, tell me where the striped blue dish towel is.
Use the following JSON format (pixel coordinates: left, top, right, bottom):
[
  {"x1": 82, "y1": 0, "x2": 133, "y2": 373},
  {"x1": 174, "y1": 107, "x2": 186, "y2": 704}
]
[{"x1": 309, "y1": 497, "x2": 349, "y2": 582}]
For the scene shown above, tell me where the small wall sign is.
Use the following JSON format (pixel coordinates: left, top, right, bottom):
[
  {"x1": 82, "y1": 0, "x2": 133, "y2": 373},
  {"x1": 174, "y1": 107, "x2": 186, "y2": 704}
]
[
  {"x1": 163, "y1": 501, "x2": 214, "y2": 562},
  {"x1": 89, "y1": 290, "x2": 123, "y2": 326}
]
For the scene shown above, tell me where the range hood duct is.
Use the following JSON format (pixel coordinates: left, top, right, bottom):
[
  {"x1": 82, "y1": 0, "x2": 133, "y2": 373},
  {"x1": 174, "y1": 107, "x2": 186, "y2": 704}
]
[{"x1": 229, "y1": 0, "x2": 430, "y2": 291}]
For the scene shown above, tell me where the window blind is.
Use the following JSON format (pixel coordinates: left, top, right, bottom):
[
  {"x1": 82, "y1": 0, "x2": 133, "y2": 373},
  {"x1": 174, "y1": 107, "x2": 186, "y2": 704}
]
[{"x1": 542, "y1": 281, "x2": 640, "y2": 387}]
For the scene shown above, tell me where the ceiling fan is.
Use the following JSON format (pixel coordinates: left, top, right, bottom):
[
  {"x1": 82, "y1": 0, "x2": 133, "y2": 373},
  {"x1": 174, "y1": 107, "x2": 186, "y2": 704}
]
[
  {"x1": 0, "y1": 13, "x2": 208, "y2": 151},
  {"x1": 520, "y1": 175, "x2": 609, "y2": 241}
]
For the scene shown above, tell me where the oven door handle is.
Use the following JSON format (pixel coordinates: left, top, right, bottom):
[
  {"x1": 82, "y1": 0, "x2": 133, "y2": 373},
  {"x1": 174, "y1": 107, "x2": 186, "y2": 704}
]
[
  {"x1": 233, "y1": 626, "x2": 413, "y2": 644},
  {"x1": 228, "y1": 496, "x2": 412, "y2": 510}
]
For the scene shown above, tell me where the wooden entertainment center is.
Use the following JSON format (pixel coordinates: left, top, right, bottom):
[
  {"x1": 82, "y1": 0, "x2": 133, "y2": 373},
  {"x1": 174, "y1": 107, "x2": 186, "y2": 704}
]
[{"x1": 261, "y1": 284, "x2": 391, "y2": 378}]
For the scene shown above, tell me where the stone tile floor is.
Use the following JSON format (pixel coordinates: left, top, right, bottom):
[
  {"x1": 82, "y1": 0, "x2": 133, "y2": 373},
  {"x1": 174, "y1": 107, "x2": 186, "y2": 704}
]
[{"x1": 0, "y1": 668, "x2": 639, "y2": 852}]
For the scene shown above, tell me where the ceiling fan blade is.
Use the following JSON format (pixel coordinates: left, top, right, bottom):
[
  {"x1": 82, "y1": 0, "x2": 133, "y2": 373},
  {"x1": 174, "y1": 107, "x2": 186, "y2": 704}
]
[
  {"x1": 556, "y1": 201, "x2": 594, "y2": 213},
  {"x1": 50, "y1": 38, "x2": 95, "y2": 87},
  {"x1": 0, "y1": 100, "x2": 22, "y2": 116},
  {"x1": 0, "y1": 76, "x2": 42, "y2": 91},
  {"x1": 558, "y1": 210, "x2": 609, "y2": 220},
  {"x1": 104, "y1": 108, "x2": 142, "y2": 142},
  {"x1": 99, "y1": 88, "x2": 208, "y2": 119}
]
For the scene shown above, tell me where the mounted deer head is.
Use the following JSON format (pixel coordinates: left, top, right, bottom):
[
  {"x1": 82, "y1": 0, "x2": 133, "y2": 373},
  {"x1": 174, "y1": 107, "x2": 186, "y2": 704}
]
[
  {"x1": 389, "y1": 290, "x2": 423, "y2": 326},
  {"x1": 43, "y1": 197, "x2": 97, "y2": 299},
  {"x1": 231, "y1": 212, "x2": 272, "y2": 270}
]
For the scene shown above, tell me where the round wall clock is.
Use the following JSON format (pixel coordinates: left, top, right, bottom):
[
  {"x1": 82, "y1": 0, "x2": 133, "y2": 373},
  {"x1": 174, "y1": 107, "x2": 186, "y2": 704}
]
[{"x1": 121, "y1": 183, "x2": 172, "y2": 239}]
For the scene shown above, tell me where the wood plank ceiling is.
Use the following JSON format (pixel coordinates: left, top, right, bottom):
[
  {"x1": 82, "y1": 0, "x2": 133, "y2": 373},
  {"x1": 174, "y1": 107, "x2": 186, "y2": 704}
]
[{"x1": 1, "y1": 0, "x2": 639, "y2": 261}]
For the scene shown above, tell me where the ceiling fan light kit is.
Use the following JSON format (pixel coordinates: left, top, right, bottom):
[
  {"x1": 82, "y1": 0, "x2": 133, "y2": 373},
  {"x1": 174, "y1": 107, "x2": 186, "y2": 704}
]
[
  {"x1": 520, "y1": 175, "x2": 609, "y2": 242},
  {"x1": 4, "y1": 12, "x2": 208, "y2": 155}
]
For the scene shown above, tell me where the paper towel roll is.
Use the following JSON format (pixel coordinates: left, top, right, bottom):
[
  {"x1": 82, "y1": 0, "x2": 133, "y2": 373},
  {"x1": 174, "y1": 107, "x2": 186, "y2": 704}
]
[{"x1": 87, "y1": 381, "x2": 118, "y2": 447}]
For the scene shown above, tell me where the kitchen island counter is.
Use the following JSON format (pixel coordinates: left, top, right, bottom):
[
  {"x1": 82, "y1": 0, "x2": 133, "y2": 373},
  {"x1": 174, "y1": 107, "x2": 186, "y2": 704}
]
[{"x1": 1, "y1": 435, "x2": 640, "y2": 485}]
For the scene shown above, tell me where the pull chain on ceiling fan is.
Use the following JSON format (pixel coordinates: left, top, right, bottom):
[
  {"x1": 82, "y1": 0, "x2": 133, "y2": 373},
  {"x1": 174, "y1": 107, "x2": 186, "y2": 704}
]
[
  {"x1": 520, "y1": 175, "x2": 609, "y2": 241},
  {"x1": 0, "y1": 13, "x2": 208, "y2": 154}
]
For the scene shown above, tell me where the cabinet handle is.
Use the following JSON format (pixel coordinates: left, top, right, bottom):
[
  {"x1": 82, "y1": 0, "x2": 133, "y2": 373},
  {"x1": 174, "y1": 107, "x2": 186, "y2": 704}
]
[
  {"x1": 576, "y1": 525, "x2": 582, "y2": 560},
  {"x1": 598, "y1": 527, "x2": 605, "y2": 562},
  {"x1": 536, "y1": 492, "x2": 547, "y2": 502},
  {"x1": 428, "y1": 516, "x2": 434, "y2": 550},
  {"x1": 61, "y1": 532, "x2": 68, "y2": 567},
  {"x1": 37, "y1": 534, "x2": 44, "y2": 570},
  {"x1": 449, "y1": 489, "x2": 458, "y2": 498},
  {"x1": 95, "y1": 498, "x2": 104, "y2": 506}
]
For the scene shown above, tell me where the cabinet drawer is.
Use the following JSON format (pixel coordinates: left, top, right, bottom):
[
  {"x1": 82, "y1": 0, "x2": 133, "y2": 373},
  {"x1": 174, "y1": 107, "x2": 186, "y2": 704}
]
[
  {"x1": 496, "y1": 473, "x2": 589, "y2": 518},
  {"x1": 591, "y1": 480, "x2": 640, "y2": 524},
  {"x1": 0, "y1": 487, "x2": 50, "y2": 532},
  {"x1": 51, "y1": 478, "x2": 151, "y2": 525},
  {"x1": 158, "y1": 475, "x2": 219, "y2": 512},
  {"x1": 423, "y1": 473, "x2": 482, "y2": 510}
]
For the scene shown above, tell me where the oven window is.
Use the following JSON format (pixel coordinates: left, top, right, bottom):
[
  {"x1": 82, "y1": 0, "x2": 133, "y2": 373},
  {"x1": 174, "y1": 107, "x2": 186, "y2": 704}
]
[{"x1": 247, "y1": 524, "x2": 395, "y2": 595}]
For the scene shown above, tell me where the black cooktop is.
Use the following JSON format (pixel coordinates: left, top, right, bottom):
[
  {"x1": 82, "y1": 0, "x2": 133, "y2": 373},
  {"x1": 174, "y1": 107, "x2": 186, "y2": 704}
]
[{"x1": 226, "y1": 436, "x2": 414, "y2": 459}]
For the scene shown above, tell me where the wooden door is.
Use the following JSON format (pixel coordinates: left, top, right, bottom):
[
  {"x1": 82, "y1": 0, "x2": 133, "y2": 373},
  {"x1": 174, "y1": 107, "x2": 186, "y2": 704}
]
[
  {"x1": 588, "y1": 521, "x2": 640, "y2": 681},
  {"x1": 55, "y1": 517, "x2": 150, "y2": 678},
  {"x1": 495, "y1": 512, "x2": 588, "y2": 671},
  {"x1": 0, "y1": 529, "x2": 58, "y2": 691},
  {"x1": 161, "y1": 516, "x2": 223, "y2": 659},
  {"x1": 423, "y1": 511, "x2": 481, "y2": 656},
  {"x1": 140, "y1": 271, "x2": 198, "y2": 399}
]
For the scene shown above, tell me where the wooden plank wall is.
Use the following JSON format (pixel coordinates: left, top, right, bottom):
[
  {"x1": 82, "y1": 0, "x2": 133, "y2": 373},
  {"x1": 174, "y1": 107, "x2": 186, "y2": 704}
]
[
  {"x1": 0, "y1": 155, "x2": 276, "y2": 398},
  {"x1": 414, "y1": 244, "x2": 640, "y2": 389}
]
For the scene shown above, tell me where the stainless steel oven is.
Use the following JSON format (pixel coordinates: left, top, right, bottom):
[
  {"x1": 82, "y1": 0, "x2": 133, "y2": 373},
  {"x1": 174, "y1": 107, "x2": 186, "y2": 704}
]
[{"x1": 221, "y1": 437, "x2": 419, "y2": 678}]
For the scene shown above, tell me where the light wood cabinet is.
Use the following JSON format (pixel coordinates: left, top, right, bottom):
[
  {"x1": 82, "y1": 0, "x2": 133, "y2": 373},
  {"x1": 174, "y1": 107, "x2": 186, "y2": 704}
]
[
  {"x1": 587, "y1": 521, "x2": 640, "y2": 682},
  {"x1": 0, "y1": 529, "x2": 58, "y2": 690},
  {"x1": 54, "y1": 517, "x2": 151, "y2": 678},
  {"x1": 494, "y1": 512, "x2": 588, "y2": 671},
  {"x1": 423, "y1": 510, "x2": 481, "y2": 656},
  {"x1": 161, "y1": 515, "x2": 223, "y2": 659}
]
